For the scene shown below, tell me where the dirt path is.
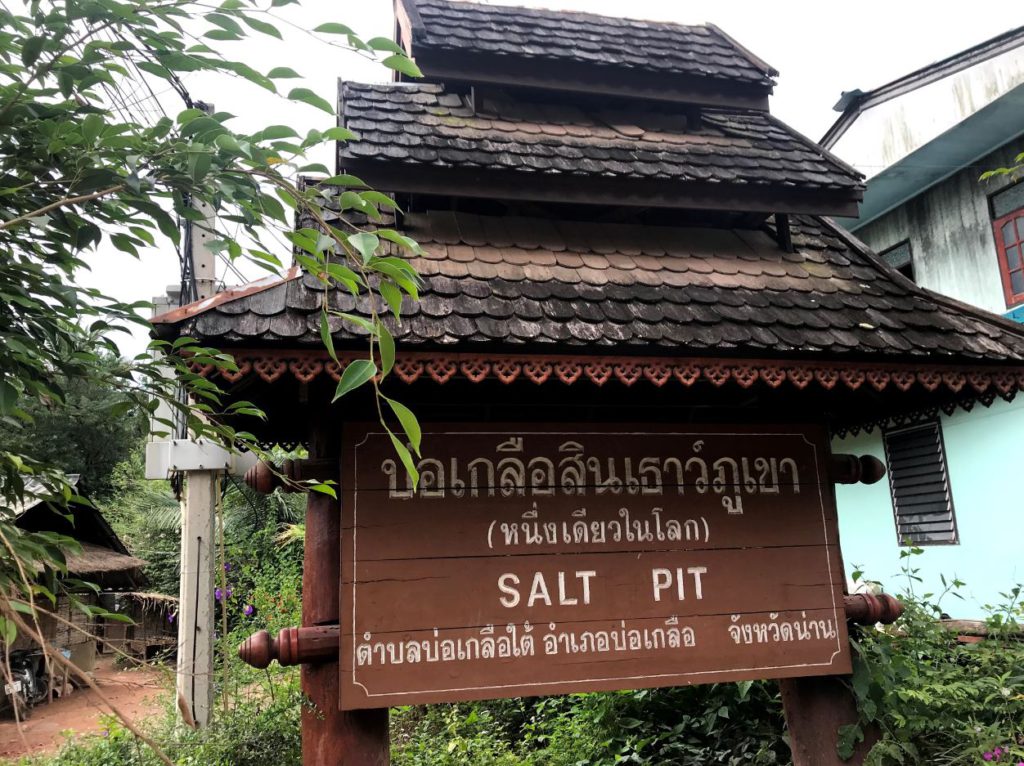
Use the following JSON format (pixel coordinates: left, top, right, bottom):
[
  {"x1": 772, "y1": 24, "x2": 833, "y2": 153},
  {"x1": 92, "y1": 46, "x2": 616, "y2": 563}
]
[{"x1": 0, "y1": 658, "x2": 168, "y2": 761}]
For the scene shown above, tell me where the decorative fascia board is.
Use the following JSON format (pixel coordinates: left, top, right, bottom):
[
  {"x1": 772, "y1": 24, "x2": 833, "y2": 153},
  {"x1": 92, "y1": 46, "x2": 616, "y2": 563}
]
[{"x1": 189, "y1": 348, "x2": 1024, "y2": 399}]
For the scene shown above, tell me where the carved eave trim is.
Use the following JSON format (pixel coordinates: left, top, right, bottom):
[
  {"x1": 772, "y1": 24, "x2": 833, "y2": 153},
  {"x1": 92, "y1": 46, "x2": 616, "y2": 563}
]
[{"x1": 189, "y1": 348, "x2": 1024, "y2": 399}]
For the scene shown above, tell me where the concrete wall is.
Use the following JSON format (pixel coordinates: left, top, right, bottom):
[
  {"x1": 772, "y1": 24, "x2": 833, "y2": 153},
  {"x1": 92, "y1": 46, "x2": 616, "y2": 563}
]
[
  {"x1": 831, "y1": 46, "x2": 1024, "y2": 177},
  {"x1": 855, "y1": 140, "x2": 1024, "y2": 315},
  {"x1": 833, "y1": 396, "x2": 1024, "y2": 616}
]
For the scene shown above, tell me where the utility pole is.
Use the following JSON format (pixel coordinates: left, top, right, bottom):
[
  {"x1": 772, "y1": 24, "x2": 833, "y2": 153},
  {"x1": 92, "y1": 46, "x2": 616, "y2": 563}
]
[
  {"x1": 146, "y1": 136, "x2": 255, "y2": 726},
  {"x1": 173, "y1": 191, "x2": 218, "y2": 728}
]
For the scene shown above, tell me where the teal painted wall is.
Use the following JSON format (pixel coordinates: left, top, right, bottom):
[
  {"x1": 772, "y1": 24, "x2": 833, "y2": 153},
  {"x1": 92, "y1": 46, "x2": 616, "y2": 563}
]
[{"x1": 833, "y1": 396, "x2": 1024, "y2": 617}]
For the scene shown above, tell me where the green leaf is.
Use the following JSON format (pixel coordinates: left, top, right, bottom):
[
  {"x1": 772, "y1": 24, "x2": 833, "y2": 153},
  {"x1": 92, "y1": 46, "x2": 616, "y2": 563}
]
[
  {"x1": 325, "y1": 262, "x2": 363, "y2": 293},
  {"x1": 377, "y1": 322, "x2": 395, "y2": 377},
  {"x1": 205, "y1": 12, "x2": 244, "y2": 35},
  {"x1": 81, "y1": 114, "x2": 104, "y2": 145},
  {"x1": 288, "y1": 87, "x2": 334, "y2": 114},
  {"x1": 836, "y1": 724, "x2": 863, "y2": 760},
  {"x1": 310, "y1": 482, "x2": 337, "y2": 498},
  {"x1": 223, "y1": 61, "x2": 276, "y2": 92},
  {"x1": 387, "y1": 398, "x2": 421, "y2": 456},
  {"x1": 360, "y1": 190, "x2": 401, "y2": 212},
  {"x1": 0, "y1": 617, "x2": 15, "y2": 645},
  {"x1": 205, "y1": 29, "x2": 244, "y2": 41},
  {"x1": 377, "y1": 228, "x2": 423, "y2": 254},
  {"x1": 314, "y1": 22, "x2": 355, "y2": 35},
  {"x1": 338, "y1": 313, "x2": 376, "y2": 334},
  {"x1": 214, "y1": 133, "x2": 241, "y2": 153},
  {"x1": 386, "y1": 428, "x2": 419, "y2": 490},
  {"x1": 322, "y1": 173, "x2": 366, "y2": 188},
  {"x1": 366, "y1": 37, "x2": 406, "y2": 55},
  {"x1": 21, "y1": 36, "x2": 45, "y2": 68},
  {"x1": 347, "y1": 232, "x2": 379, "y2": 263},
  {"x1": 320, "y1": 312, "x2": 338, "y2": 363},
  {"x1": 378, "y1": 280, "x2": 403, "y2": 320},
  {"x1": 267, "y1": 66, "x2": 301, "y2": 78},
  {"x1": 276, "y1": 187, "x2": 297, "y2": 209},
  {"x1": 332, "y1": 359, "x2": 376, "y2": 402},
  {"x1": 241, "y1": 15, "x2": 282, "y2": 39},
  {"x1": 322, "y1": 126, "x2": 358, "y2": 142},
  {"x1": 382, "y1": 54, "x2": 423, "y2": 78},
  {"x1": 254, "y1": 125, "x2": 298, "y2": 141},
  {"x1": 0, "y1": 380, "x2": 18, "y2": 416},
  {"x1": 297, "y1": 162, "x2": 331, "y2": 175}
]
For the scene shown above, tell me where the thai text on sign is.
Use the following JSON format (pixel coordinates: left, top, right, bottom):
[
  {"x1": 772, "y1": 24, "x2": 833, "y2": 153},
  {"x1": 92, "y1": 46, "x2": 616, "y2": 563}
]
[{"x1": 340, "y1": 424, "x2": 850, "y2": 710}]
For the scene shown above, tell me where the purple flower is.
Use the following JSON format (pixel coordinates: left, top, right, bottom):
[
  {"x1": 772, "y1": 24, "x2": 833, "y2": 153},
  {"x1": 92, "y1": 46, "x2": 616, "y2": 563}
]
[
  {"x1": 226, "y1": 588, "x2": 233, "y2": 599},
  {"x1": 215, "y1": 588, "x2": 224, "y2": 601},
  {"x1": 167, "y1": 612, "x2": 176, "y2": 624},
  {"x1": 224, "y1": 563, "x2": 232, "y2": 572},
  {"x1": 984, "y1": 753, "x2": 993, "y2": 762},
  {"x1": 243, "y1": 604, "x2": 254, "y2": 617}
]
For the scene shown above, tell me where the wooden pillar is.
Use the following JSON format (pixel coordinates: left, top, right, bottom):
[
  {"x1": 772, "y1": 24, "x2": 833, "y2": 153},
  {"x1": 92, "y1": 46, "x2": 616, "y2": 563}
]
[
  {"x1": 781, "y1": 444, "x2": 878, "y2": 765},
  {"x1": 302, "y1": 431, "x2": 389, "y2": 766},
  {"x1": 176, "y1": 469, "x2": 218, "y2": 728},
  {"x1": 780, "y1": 675, "x2": 875, "y2": 765}
]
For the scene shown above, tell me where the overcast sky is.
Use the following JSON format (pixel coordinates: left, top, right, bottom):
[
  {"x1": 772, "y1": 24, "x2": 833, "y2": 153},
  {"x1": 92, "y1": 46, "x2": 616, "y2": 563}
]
[{"x1": 81, "y1": 0, "x2": 1018, "y2": 356}]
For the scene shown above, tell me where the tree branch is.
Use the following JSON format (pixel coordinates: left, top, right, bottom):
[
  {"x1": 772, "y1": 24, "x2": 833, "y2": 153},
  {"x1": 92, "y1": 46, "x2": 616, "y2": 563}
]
[{"x1": 0, "y1": 185, "x2": 124, "y2": 232}]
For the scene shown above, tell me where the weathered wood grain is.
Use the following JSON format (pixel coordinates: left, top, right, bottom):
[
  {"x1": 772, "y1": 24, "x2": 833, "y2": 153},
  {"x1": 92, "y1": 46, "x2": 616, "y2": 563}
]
[{"x1": 339, "y1": 423, "x2": 849, "y2": 711}]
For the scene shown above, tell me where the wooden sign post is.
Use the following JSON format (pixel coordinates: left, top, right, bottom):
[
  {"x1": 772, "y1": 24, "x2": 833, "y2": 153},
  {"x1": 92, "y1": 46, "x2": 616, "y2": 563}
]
[
  {"x1": 241, "y1": 421, "x2": 898, "y2": 765},
  {"x1": 340, "y1": 424, "x2": 850, "y2": 709}
]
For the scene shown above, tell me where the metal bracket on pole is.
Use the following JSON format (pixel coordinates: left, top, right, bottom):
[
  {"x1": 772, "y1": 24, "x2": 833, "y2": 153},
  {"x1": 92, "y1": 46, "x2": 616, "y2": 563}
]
[{"x1": 144, "y1": 439, "x2": 257, "y2": 479}]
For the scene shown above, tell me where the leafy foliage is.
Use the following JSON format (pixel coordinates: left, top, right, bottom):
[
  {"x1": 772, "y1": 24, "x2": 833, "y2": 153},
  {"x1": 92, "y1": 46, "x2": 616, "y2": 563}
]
[
  {"x1": 0, "y1": 357, "x2": 145, "y2": 497},
  {"x1": 845, "y1": 553, "x2": 1024, "y2": 765},
  {"x1": 980, "y1": 152, "x2": 1024, "y2": 182},
  {"x1": 18, "y1": 691, "x2": 304, "y2": 766},
  {"x1": 0, "y1": 0, "x2": 424, "y2": 671},
  {"x1": 392, "y1": 683, "x2": 788, "y2": 766}
]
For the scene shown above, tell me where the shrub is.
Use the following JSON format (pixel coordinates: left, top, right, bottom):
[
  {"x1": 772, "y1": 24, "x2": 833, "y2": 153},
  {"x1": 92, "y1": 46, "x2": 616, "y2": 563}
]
[
  {"x1": 16, "y1": 689, "x2": 302, "y2": 766},
  {"x1": 845, "y1": 556, "x2": 1024, "y2": 765}
]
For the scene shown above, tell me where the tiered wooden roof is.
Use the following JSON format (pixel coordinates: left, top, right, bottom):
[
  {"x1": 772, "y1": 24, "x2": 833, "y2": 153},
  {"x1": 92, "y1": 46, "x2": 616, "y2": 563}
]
[{"x1": 154, "y1": 0, "x2": 1024, "y2": 433}]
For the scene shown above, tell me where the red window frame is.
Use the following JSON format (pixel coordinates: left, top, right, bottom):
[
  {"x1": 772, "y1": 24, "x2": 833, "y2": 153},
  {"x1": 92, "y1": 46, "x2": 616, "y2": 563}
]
[{"x1": 994, "y1": 210, "x2": 1024, "y2": 307}]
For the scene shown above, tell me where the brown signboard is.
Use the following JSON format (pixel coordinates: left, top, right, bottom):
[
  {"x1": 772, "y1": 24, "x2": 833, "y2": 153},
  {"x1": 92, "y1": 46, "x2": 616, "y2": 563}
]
[{"x1": 340, "y1": 423, "x2": 850, "y2": 710}]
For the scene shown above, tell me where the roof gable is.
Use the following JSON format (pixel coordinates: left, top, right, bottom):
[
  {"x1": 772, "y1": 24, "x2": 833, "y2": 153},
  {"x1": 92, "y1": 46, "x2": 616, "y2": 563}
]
[{"x1": 396, "y1": 0, "x2": 776, "y2": 109}]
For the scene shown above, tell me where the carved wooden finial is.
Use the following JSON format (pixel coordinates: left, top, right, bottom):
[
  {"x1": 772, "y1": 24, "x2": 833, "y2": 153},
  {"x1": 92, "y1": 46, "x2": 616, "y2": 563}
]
[
  {"x1": 830, "y1": 454, "x2": 886, "y2": 485},
  {"x1": 856, "y1": 455, "x2": 886, "y2": 485},
  {"x1": 243, "y1": 461, "x2": 278, "y2": 495},
  {"x1": 238, "y1": 629, "x2": 273, "y2": 669},
  {"x1": 238, "y1": 625, "x2": 340, "y2": 669},
  {"x1": 843, "y1": 593, "x2": 904, "y2": 625}
]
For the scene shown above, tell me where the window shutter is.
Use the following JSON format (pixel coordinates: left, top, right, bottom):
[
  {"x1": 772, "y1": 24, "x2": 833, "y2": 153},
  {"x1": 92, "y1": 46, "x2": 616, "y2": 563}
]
[{"x1": 882, "y1": 422, "x2": 957, "y2": 545}]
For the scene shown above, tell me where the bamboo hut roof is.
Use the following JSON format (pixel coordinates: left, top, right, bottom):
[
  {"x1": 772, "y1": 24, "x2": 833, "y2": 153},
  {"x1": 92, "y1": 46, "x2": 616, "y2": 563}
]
[{"x1": 65, "y1": 543, "x2": 146, "y2": 575}]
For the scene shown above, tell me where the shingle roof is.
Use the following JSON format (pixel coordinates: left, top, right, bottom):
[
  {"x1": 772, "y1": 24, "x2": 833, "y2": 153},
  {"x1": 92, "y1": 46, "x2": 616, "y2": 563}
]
[
  {"x1": 339, "y1": 83, "x2": 863, "y2": 201},
  {"x1": 157, "y1": 211, "x2": 1024, "y2": 363},
  {"x1": 403, "y1": 0, "x2": 776, "y2": 88}
]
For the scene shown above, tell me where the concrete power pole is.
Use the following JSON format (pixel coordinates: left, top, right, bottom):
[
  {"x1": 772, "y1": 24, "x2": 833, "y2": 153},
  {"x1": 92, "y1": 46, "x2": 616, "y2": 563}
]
[{"x1": 146, "y1": 175, "x2": 254, "y2": 728}]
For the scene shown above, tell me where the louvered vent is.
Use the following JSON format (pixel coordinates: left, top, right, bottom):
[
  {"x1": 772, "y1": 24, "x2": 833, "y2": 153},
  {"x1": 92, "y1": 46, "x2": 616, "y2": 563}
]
[{"x1": 883, "y1": 422, "x2": 958, "y2": 545}]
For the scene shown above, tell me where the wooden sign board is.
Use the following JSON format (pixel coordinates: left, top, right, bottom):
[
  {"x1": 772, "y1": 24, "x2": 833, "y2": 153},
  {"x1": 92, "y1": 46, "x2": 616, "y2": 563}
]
[{"x1": 340, "y1": 424, "x2": 850, "y2": 710}]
